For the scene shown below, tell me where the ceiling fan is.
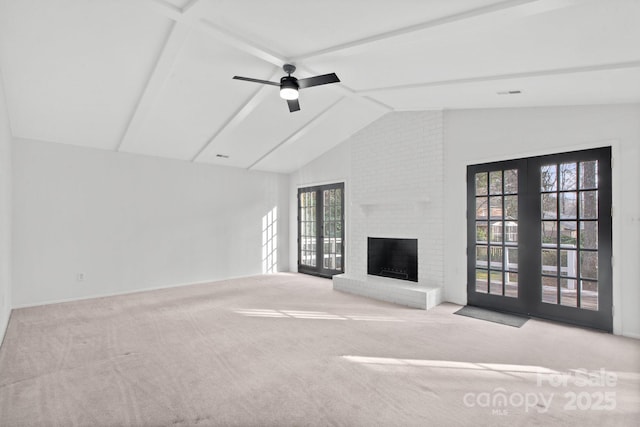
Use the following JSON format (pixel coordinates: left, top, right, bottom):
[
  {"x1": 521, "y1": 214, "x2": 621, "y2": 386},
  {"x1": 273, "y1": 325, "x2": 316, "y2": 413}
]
[{"x1": 232, "y1": 64, "x2": 340, "y2": 113}]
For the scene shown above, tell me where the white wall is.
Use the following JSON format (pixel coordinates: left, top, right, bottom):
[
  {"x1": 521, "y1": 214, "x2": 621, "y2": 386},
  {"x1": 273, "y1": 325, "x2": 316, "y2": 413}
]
[
  {"x1": 0, "y1": 67, "x2": 11, "y2": 342},
  {"x1": 443, "y1": 104, "x2": 640, "y2": 338},
  {"x1": 12, "y1": 139, "x2": 289, "y2": 307}
]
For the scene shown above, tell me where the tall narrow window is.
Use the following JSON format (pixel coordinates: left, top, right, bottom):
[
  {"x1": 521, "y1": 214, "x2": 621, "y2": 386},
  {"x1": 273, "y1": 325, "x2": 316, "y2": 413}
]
[{"x1": 262, "y1": 207, "x2": 278, "y2": 274}]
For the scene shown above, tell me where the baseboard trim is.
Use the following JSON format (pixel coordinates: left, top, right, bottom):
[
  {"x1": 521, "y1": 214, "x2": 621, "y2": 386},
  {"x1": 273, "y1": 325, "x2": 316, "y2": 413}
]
[
  {"x1": 0, "y1": 308, "x2": 12, "y2": 350},
  {"x1": 11, "y1": 274, "x2": 267, "y2": 309},
  {"x1": 622, "y1": 332, "x2": 640, "y2": 340}
]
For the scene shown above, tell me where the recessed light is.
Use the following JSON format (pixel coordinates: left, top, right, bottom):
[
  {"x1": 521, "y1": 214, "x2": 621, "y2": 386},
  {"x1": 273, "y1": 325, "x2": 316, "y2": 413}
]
[
  {"x1": 216, "y1": 154, "x2": 230, "y2": 159},
  {"x1": 497, "y1": 90, "x2": 522, "y2": 95}
]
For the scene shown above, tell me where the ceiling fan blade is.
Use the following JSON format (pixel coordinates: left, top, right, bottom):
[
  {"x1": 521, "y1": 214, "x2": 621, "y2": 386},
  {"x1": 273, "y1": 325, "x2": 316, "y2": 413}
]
[
  {"x1": 232, "y1": 76, "x2": 280, "y2": 86},
  {"x1": 287, "y1": 99, "x2": 300, "y2": 113},
  {"x1": 297, "y1": 73, "x2": 340, "y2": 89}
]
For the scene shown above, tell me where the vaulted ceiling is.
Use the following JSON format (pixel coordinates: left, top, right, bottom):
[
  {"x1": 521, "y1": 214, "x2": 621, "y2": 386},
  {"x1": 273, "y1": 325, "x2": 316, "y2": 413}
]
[{"x1": 0, "y1": 0, "x2": 638, "y2": 173}]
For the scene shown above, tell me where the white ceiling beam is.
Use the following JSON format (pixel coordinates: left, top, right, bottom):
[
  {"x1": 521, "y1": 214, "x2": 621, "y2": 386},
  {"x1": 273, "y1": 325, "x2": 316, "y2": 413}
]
[
  {"x1": 357, "y1": 60, "x2": 640, "y2": 95},
  {"x1": 198, "y1": 20, "x2": 287, "y2": 67},
  {"x1": 116, "y1": 21, "x2": 191, "y2": 151},
  {"x1": 180, "y1": 0, "x2": 201, "y2": 14},
  {"x1": 294, "y1": 0, "x2": 581, "y2": 61},
  {"x1": 149, "y1": 0, "x2": 181, "y2": 16},
  {"x1": 247, "y1": 97, "x2": 347, "y2": 171},
  {"x1": 150, "y1": 0, "x2": 287, "y2": 67},
  {"x1": 190, "y1": 67, "x2": 282, "y2": 162}
]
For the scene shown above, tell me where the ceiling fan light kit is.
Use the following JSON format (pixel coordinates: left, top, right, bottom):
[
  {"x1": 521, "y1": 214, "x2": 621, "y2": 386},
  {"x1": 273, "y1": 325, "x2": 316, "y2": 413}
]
[
  {"x1": 233, "y1": 64, "x2": 340, "y2": 113},
  {"x1": 279, "y1": 77, "x2": 299, "y2": 100}
]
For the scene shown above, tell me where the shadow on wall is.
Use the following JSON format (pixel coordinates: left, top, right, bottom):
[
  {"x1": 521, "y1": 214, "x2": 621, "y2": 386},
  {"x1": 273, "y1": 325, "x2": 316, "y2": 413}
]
[{"x1": 262, "y1": 207, "x2": 278, "y2": 273}]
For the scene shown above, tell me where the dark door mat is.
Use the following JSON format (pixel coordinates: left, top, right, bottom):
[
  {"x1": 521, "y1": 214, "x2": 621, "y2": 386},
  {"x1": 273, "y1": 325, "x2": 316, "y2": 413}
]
[{"x1": 454, "y1": 306, "x2": 529, "y2": 328}]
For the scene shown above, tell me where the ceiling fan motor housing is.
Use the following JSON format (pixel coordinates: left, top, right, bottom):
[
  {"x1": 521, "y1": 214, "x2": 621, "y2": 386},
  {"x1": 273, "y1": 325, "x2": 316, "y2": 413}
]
[{"x1": 280, "y1": 76, "x2": 299, "y2": 89}]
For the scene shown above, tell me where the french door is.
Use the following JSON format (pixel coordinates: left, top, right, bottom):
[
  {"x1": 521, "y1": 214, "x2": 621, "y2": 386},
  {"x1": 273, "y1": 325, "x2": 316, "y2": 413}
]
[
  {"x1": 467, "y1": 147, "x2": 612, "y2": 331},
  {"x1": 298, "y1": 183, "x2": 345, "y2": 278}
]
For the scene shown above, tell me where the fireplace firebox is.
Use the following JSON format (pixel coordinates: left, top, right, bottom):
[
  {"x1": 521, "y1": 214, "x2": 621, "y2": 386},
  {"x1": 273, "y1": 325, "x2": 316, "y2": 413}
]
[{"x1": 367, "y1": 237, "x2": 418, "y2": 282}]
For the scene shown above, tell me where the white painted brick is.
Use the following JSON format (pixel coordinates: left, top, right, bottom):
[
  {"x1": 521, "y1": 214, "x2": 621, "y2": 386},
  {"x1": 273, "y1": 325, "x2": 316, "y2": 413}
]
[{"x1": 343, "y1": 111, "x2": 444, "y2": 287}]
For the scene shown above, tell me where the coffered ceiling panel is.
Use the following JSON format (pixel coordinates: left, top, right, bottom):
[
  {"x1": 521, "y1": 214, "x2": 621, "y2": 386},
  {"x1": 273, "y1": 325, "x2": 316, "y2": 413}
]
[
  {"x1": 0, "y1": 0, "x2": 171, "y2": 150},
  {"x1": 196, "y1": 83, "x2": 343, "y2": 169},
  {"x1": 252, "y1": 97, "x2": 387, "y2": 173},
  {"x1": 121, "y1": 30, "x2": 276, "y2": 161},
  {"x1": 304, "y1": 0, "x2": 640, "y2": 91}
]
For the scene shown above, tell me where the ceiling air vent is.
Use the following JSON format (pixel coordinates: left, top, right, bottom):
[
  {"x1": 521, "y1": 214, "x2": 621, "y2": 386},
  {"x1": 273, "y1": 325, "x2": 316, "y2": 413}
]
[
  {"x1": 216, "y1": 154, "x2": 230, "y2": 159},
  {"x1": 497, "y1": 90, "x2": 522, "y2": 95}
]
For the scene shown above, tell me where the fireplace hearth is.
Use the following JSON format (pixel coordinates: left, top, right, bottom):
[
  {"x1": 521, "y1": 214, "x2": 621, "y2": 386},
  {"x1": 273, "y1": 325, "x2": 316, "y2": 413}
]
[{"x1": 367, "y1": 237, "x2": 418, "y2": 282}]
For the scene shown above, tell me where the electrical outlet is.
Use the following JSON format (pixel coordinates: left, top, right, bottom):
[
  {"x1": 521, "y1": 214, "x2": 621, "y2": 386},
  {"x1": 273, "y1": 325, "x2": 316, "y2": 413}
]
[{"x1": 76, "y1": 273, "x2": 85, "y2": 282}]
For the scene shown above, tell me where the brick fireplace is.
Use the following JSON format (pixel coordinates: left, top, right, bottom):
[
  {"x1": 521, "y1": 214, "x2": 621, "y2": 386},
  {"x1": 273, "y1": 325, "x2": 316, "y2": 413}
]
[{"x1": 332, "y1": 111, "x2": 444, "y2": 309}]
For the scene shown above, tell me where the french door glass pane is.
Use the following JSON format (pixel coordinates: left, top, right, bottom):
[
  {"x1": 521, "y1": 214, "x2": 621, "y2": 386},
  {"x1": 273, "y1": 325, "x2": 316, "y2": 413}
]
[
  {"x1": 541, "y1": 193, "x2": 557, "y2": 219},
  {"x1": 505, "y1": 247, "x2": 518, "y2": 271},
  {"x1": 559, "y1": 192, "x2": 577, "y2": 219},
  {"x1": 476, "y1": 172, "x2": 488, "y2": 195},
  {"x1": 580, "y1": 191, "x2": 598, "y2": 219},
  {"x1": 541, "y1": 165, "x2": 557, "y2": 191},
  {"x1": 490, "y1": 247, "x2": 503, "y2": 270},
  {"x1": 560, "y1": 221, "x2": 577, "y2": 244},
  {"x1": 505, "y1": 272, "x2": 518, "y2": 298},
  {"x1": 489, "y1": 171, "x2": 502, "y2": 194},
  {"x1": 560, "y1": 278, "x2": 578, "y2": 307},
  {"x1": 559, "y1": 163, "x2": 577, "y2": 190},
  {"x1": 542, "y1": 221, "x2": 557, "y2": 245},
  {"x1": 560, "y1": 249, "x2": 577, "y2": 278},
  {"x1": 476, "y1": 222, "x2": 488, "y2": 243},
  {"x1": 476, "y1": 269, "x2": 488, "y2": 293},
  {"x1": 542, "y1": 249, "x2": 558, "y2": 274},
  {"x1": 476, "y1": 246, "x2": 488, "y2": 268},
  {"x1": 581, "y1": 281, "x2": 598, "y2": 310},
  {"x1": 504, "y1": 169, "x2": 518, "y2": 194},
  {"x1": 489, "y1": 197, "x2": 502, "y2": 218},
  {"x1": 579, "y1": 161, "x2": 598, "y2": 189},
  {"x1": 580, "y1": 252, "x2": 598, "y2": 280},
  {"x1": 490, "y1": 222, "x2": 503, "y2": 242},
  {"x1": 489, "y1": 270, "x2": 502, "y2": 295},
  {"x1": 476, "y1": 198, "x2": 488, "y2": 219},
  {"x1": 542, "y1": 276, "x2": 558, "y2": 304},
  {"x1": 580, "y1": 222, "x2": 598, "y2": 249},
  {"x1": 504, "y1": 195, "x2": 518, "y2": 218}
]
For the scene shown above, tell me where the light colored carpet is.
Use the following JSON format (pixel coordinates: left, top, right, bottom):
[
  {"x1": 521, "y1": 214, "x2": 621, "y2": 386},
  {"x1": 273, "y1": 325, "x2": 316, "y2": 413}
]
[{"x1": 0, "y1": 273, "x2": 638, "y2": 426}]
